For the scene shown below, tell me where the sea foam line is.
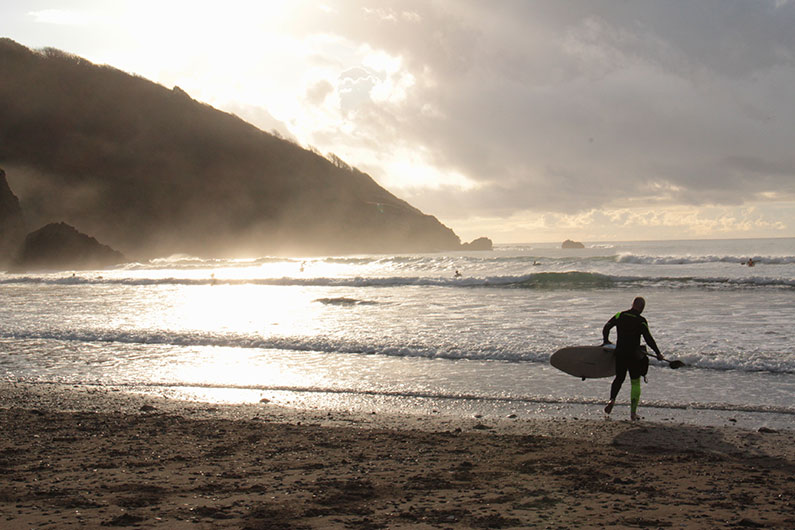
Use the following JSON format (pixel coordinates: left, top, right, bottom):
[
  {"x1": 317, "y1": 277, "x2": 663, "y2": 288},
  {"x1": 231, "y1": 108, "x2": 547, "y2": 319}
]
[
  {"x1": 14, "y1": 379, "x2": 795, "y2": 417},
  {"x1": 2, "y1": 329, "x2": 793, "y2": 374},
  {"x1": 2, "y1": 272, "x2": 794, "y2": 289},
  {"x1": 132, "y1": 253, "x2": 795, "y2": 267},
  {"x1": 617, "y1": 254, "x2": 795, "y2": 265}
]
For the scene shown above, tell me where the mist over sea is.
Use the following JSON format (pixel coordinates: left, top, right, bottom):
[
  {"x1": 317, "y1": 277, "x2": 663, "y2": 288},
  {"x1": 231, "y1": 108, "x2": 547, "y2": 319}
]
[{"x1": 2, "y1": 238, "x2": 793, "y2": 431}]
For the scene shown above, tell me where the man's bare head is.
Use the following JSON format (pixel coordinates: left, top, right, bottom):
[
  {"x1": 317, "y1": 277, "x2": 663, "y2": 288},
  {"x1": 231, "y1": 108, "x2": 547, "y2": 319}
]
[{"x1": 632, "y1": 297, "x2": 646, "y2": 313}]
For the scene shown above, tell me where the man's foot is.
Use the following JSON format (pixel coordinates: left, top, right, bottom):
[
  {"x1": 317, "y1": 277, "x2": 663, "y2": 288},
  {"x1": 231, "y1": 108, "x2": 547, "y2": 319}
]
[
  {"x1": 604, "y1": 401, "x2": 614, "y2": 415},
  {"x1": 630, "y1": 412, "x2": 641, "y2": 421}
]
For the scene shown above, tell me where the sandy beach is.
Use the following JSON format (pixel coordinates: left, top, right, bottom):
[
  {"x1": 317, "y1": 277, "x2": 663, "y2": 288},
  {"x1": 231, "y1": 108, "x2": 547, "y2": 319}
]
[{"x1": 0, "y1": 382, "x2": 793, "y2": 529}]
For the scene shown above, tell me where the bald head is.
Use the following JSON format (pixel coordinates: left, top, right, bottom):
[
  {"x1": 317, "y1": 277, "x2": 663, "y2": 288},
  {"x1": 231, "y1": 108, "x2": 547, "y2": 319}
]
[{"x1": 632, "y1": 297, "x2": 646, "y2": 312}]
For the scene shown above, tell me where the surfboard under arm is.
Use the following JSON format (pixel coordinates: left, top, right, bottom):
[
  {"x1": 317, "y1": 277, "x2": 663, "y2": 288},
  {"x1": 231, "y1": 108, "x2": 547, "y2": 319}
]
[{"x1": 550, "y1": 344, "x2": 616, "y2": 379}]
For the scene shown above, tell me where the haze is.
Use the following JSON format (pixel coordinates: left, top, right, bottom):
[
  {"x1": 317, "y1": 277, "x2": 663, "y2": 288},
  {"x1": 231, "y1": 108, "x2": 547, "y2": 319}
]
[{"x1": 2, "y1": 0, "x2": 794, "y2": 243}]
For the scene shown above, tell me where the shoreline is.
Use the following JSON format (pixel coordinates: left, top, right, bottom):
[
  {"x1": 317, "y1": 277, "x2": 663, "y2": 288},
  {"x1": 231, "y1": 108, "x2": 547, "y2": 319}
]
[{"x1": 1, "y1": 382, "x2": 793, "y2": 529}]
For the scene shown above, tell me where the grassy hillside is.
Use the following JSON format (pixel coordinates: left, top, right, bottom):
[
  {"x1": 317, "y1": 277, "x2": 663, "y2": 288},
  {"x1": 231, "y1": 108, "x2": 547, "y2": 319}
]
[{"x1": 0, "y1": 39, "x2": 461, "y2": 258}]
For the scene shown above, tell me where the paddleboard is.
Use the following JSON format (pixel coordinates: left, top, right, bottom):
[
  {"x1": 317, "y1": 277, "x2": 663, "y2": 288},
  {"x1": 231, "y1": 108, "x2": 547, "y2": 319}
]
[{"x1": 550, "y1": 344, "x2": 616, "y2": 379}]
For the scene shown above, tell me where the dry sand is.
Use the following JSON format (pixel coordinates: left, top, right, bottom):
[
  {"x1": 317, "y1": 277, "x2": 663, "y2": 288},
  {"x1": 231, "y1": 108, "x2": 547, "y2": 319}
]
[{"x1": 0, "y1": 382, "x2": 793, "y2": 529}]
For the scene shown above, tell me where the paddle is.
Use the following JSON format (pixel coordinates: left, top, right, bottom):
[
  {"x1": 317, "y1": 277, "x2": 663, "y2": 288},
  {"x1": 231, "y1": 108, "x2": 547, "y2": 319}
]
[{"x1": 648, "y1": 352, "x2": 685, "y2": 369}]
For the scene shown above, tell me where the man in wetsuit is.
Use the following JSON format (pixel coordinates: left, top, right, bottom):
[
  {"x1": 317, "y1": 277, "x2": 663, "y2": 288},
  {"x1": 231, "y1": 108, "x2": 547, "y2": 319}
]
[{"x1": 602, "y1": 296, "x2": 663, "y2": 420}]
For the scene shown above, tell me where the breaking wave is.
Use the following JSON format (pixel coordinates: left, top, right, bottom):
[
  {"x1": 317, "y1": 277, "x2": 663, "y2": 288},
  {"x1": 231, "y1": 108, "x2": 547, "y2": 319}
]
[
  {"x1": 616, "y1": 254, "x2": 795, "y2": 265},
  {"x1": 2, "y1": 328, "x2": 792, "y2": 374},
  {"x1": 2, "y1": 271, "x2": 793, "y2": 290}
]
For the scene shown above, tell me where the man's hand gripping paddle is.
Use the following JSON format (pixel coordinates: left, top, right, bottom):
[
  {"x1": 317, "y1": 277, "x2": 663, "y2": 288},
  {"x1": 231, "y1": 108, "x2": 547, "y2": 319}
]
[{"x1": 648, "y1": 353, "x2": 686, "y2": 369}]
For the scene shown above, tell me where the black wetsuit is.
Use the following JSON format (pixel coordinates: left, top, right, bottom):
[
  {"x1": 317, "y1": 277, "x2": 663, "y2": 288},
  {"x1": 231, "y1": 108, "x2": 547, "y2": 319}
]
[{"x1": 603, "y1": 309, "x2": 661, "y2": 401}]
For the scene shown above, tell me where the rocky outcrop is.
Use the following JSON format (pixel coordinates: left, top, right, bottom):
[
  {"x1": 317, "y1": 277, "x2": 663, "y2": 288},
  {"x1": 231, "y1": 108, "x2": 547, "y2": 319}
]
[
  {"x1": 562, "y1": 239, "x2": 585, "y2": 249},
  {"x1": 13, "y1": 222, "x2": 125, "y2": 271},
  {"x1": 461, "y1": 237, "x2": 493, "y2": 251},
  {"x1": 0, "y1": 168, "x2": 26, "y2": 265}
]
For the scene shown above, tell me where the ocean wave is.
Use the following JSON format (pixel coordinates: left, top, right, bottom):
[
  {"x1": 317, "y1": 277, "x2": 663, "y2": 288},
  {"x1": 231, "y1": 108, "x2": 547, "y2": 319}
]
[
  {"x1": 312, "y1": 253, "x2": 795, "y2": 266},
  {"x1": 509, "y1": 271, "x2": 616, "y2": 288},
  {"x1": 14, "y1": 252, "x2": 793, "y2": 278},
  {"x1": 125, "y1": 252, "x2": 795, "y2": 268},
  {"x1": 2, "y1": 329, "x2": 793, "y2": 375},
  {"x1": 126, "y1": 255, "x2": 292, "y2": 269},
  {"x1": 2, "y1": 270, "x2": 794, "y2": 290},
  {"x1": 616, "y1": 253, "x2": 795, "y2": 265}
]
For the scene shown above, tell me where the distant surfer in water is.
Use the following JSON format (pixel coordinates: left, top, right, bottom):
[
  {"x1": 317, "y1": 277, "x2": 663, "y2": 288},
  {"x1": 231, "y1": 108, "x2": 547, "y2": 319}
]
[{"x1": 602, "y1": 296, "x2": 664, "y2": 420}]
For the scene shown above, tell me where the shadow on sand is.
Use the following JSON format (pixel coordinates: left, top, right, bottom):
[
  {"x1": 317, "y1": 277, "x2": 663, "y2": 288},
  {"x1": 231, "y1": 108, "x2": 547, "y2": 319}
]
[{"x1": 611, "y1": 422, "x2": 795, "y2": 471}]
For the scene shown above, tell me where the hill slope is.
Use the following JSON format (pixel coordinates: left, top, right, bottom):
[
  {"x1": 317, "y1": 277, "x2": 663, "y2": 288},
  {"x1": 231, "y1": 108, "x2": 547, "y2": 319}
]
[{"x1": 0, "y1": 39, "x2": 462, "y2": 258}]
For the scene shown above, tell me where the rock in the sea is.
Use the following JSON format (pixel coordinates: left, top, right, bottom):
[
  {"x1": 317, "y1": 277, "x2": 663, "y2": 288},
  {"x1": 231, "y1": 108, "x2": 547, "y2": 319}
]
[
  {"x1": 461, "y1": 237, "x2": 493, "y2": 251},
  {"x1": 561, "y1": 239, "x2": 585, "y2": 249},
  {"x1": 13, "y1": 222, "x2": 126, "y2": 271},
  {"x1": 0, "y1": 168, "x2": 27, "y2": 264}
]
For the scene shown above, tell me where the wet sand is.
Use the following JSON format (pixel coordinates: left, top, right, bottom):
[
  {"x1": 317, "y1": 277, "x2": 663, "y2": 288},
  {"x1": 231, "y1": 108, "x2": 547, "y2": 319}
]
[{"x1": 1, "y1": 382, "x2": 793, "y2": 529}]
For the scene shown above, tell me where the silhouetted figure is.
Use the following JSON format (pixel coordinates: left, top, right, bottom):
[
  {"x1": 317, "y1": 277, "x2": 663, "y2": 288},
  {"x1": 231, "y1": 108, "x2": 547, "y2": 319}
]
[{"x1": 602, "y1": 296, "x2": 663, "y2": 421}]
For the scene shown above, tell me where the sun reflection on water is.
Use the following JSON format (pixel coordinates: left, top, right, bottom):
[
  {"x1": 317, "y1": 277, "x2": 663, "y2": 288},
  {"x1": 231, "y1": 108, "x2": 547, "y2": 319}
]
[
  {"x1": 173, "y1": 283, "x2": 323, "y2": 336},
  {"x1": 169, "y1": 347, "x2": 325, "y2": 386}
]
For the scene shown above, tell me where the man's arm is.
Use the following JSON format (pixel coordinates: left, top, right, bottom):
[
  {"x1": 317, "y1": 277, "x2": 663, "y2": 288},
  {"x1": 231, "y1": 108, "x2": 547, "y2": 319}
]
[
  {"x1": 641, "y1": 321, "x2": 663, "y2": 360},
  {"x1": 602, "y1": 315, "x2": 618, "y2": 344}
]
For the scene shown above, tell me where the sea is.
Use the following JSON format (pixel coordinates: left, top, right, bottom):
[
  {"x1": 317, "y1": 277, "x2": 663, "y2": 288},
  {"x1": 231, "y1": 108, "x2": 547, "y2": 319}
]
[{"x1": 1, "y1": 237, "x2": 793, "y2": 431}]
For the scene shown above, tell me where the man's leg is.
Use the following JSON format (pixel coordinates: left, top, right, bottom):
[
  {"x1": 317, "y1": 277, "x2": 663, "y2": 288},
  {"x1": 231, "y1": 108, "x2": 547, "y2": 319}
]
[
  {"x1": 628, "y1": 357, "x2": 644, "y2": 420},
  {"x1": 630, "y1": 377, "x2": 641, "y2": 420},
  {"x1": 606, "y1": 354, "x2": 627, "y2": 414}
]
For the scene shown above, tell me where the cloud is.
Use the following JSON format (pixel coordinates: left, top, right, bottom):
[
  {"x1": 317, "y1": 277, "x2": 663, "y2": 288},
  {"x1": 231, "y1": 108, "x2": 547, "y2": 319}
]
[
  {"x1": 12, "y1": 0, "x2": 794, "y2": 241},
  {"x1": 305, "y1": 79, "x2": 334, "y2": 106},
  {"x1": 286, "y1": 0, "x2": 795, "y2": 231}
]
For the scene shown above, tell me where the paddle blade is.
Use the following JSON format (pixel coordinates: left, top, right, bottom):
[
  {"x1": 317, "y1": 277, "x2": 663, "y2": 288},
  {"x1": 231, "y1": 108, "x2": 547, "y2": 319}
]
[{"x1": 667, "y1": 360, "x2": 686, "y2": 369}]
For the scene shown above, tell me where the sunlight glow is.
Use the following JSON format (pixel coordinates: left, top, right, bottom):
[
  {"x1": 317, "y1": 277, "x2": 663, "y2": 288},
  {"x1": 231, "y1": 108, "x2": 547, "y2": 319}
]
[
  {"x1": 28, "y1": 9, "x2": 98, "y2": 25},
  {"x1": 168, "y1": 347, "x2": 328, "y2": 390},
  {"x1": 174, "y1": 285, "x2": 306, "y2": 335},
  {"x1": 105, "y1": 258, "x2": 372, "y2": 338},
  {"x1": 360, "y1": 46, "x2": 415, "y2": 103},
  {"x1": 378, "y1": 149, "x2": 480, "y2": 192}
]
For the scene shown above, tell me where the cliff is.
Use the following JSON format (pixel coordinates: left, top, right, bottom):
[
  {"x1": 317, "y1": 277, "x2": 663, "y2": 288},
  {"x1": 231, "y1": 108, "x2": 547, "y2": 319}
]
[{"x1": 0, "y1": 39, "x2": 464, "y2": 258}]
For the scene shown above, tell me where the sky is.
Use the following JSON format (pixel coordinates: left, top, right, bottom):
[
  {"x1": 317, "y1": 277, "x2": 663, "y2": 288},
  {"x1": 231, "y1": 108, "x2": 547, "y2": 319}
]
[{"x1": 2, "y1": 0, "x2": 795, "y2": 244}]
